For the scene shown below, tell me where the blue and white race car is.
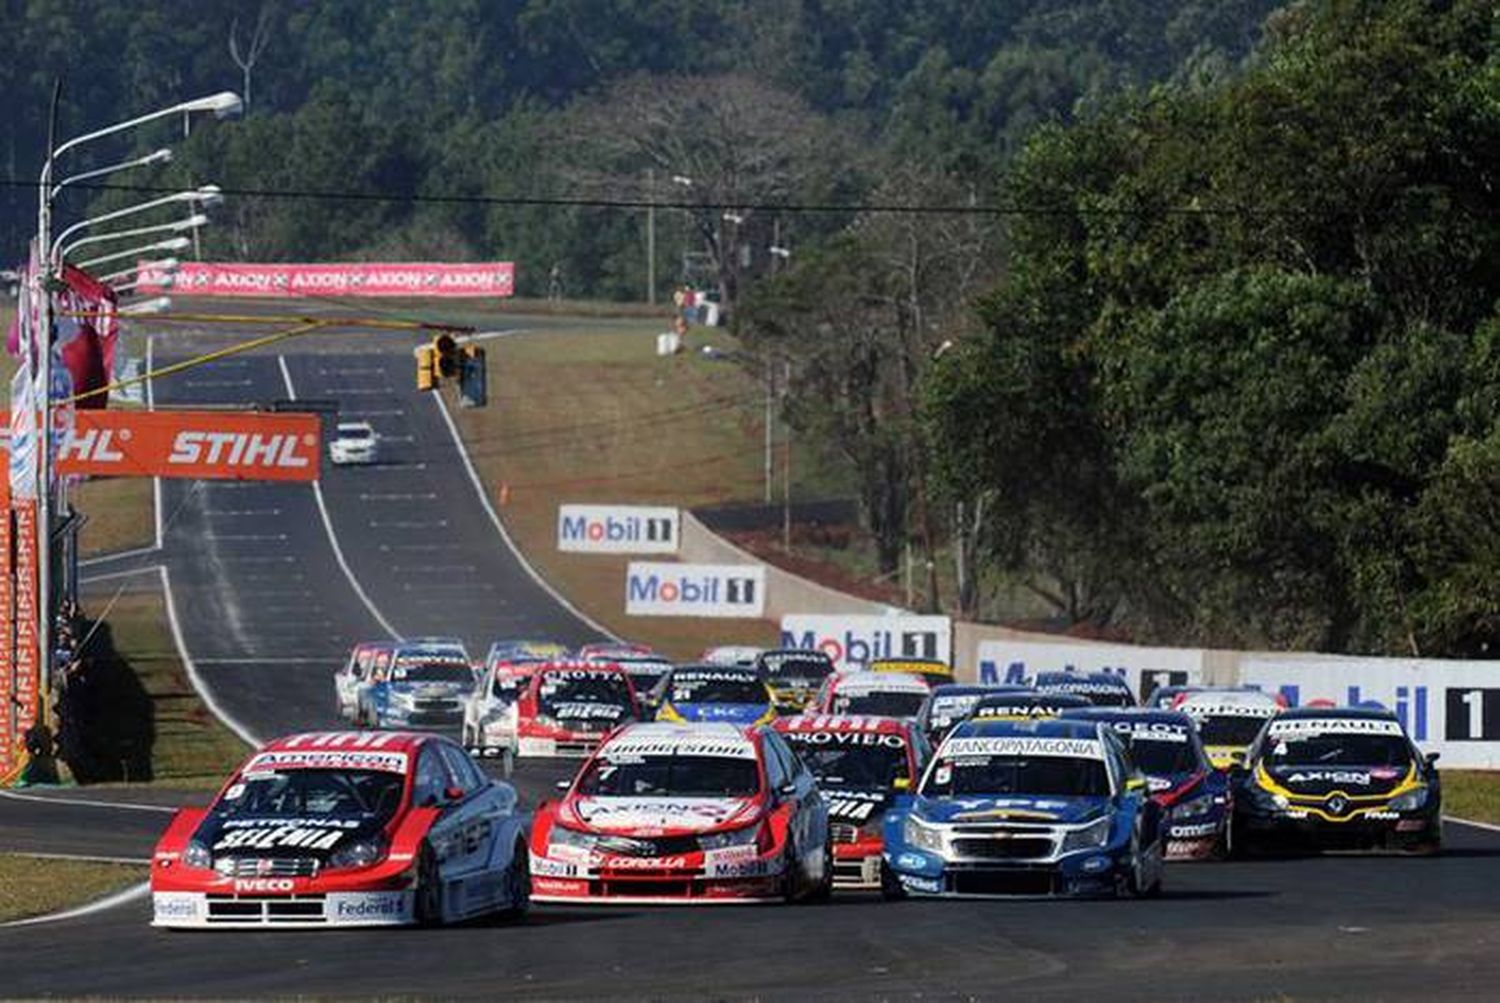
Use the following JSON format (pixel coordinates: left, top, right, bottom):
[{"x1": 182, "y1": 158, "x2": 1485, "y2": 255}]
[
  {"x1": 881, "y1": 717, "x2": 1164, "y2": 898},
  {"x1": 1063, "y1": 707, "x2": 1231, "y2": 859},
  {"x1": 1034, "y1": 671, "x2": 1137, "y2": 707}
]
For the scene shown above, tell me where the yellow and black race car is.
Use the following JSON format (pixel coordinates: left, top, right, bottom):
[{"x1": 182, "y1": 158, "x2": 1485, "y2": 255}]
[
  {"x1": 754, "y1": 648, "x2": 837, "y2": 714},
  {"x1": 1232, "y1": 706, "x2": 1441, "y2": 855},
  {"x1": 869, "y1": 658, "x2": 954, "y2": 688}
]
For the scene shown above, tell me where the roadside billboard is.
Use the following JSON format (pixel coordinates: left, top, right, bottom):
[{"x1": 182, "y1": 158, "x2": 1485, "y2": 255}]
[
  {"x1": 780, "y1": 614, "x2": 952, "y2": 671},
  {"x1": 558, "y1": 504, "x2": 679, "y2": 555},
  {"x1": 54, "y1": 410, "x2": 321, "y2": 482},
  {"x1": 138, "y1": 261, "x2": 515, "y2": 298},
  {"x1": 626, "y1": 562, "x2": 764, "y2": 618},
  {"x1": 976, "y1": 639, "x2": 1207, "y2": 703}
]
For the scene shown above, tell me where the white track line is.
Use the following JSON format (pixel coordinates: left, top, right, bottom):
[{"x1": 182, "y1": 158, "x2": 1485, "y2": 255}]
[
  {"x1": 0, "y1": 788, "x2": 176, "y2": 814},
  {"x1": 16, "y1": 851, "x2": 152, "y2": 865},
  {"x1": 1444, "y1": 815, "x2": 1500, "y2": 833},
  {"x1": 277, "y1": 355, "x2": 401, "y2": 641},
  {"x1": 80, "y1": 564, "x2": 163, "y2": 585},
  {"x1": 0, "y1": 881, "x2": 149, "y2": 929},
  {"x1": 431, "y1": 385, "x2": 619, "y2": 641},
  {"x1": 78, "y1": 544, "x2": 161, "y2": 568},
  {"x1": 159, "y1": 565, "x2": 261, "y2": 749}
]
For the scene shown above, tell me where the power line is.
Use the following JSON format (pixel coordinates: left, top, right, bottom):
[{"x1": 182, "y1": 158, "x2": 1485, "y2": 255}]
[{"x1": 0, "y1": 176, "x2": 1468, "y2": 219}]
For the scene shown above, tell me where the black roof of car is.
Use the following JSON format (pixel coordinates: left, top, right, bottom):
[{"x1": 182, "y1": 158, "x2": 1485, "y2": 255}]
[{"x1": 1275, "y1": 705, "x2": 1398, "y2": 721}]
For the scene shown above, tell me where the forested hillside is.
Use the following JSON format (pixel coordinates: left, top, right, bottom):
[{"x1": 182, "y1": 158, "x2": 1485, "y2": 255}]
[{"x1": 3, "y1": 0, "x2": 1277, "y2": 296}]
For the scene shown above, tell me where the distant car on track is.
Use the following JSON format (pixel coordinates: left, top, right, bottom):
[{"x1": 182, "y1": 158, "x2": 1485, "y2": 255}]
[
  {"x1": 1177, "y1": 689, "x2": 1284, "y2": 770},
  {"x1": 1232, "y1": 706, "x2": 1441, "y2": 855},
  {"x1": 150, "y1": 730, "x2": 531, "y2": 928},
  {"x1": 773, "y1": 714, "x2": 929, "y2": 888},
  {"x1": 484, "y1": 639, "x2": 571, "y2": 667},
  {"x1": 529, "y1": 722, "x2": 832, "y2": 904},
  {"x1": 357, "y1": 640, "x2": 475, "y2": 729},
  {"x1": 328, "y1": 421, "x2": 380, "y2": 465},
  {"x1": 881, "y1": 717, "x2": 1165, "y2": 899},
  {"x1": 755, "y1": 648, "x2": 837, "y2": 714},
  {"x1": 869, "y1": 658, "x2": 954, "y2": 688},
  {"x1": 812, "y1": 671, "x2": 931, "y2": 721},
  {"x1": 915, "y1": 684, "x2": 1029, "y2": 746},
  {"x1": 653, "y1": 664, "x2": 776, "y2": 726},
  {"x1": 701, "y1": 645, "x2": 764, "y2": 667},
  {"x1": 578, "y1": 642, "x2": 674, "y2": 698},
  {"x1": 508, "y1": 660, "x2": 641, "y2": 758},
  {"x1": 334, "y1": 641, "x2": 393, "y2": 721},
  {"x1": 1063, "y1": 707, "x2": 1231, "y2": 859},
  {"x1": 1034, "y1": 671, "x2": 1137, "y2": 707}
]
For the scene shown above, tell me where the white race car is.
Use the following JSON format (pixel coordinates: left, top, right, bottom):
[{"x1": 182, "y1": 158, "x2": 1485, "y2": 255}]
[{"x1": 329, "y1": 421, "x2": 380, "y2": 465}]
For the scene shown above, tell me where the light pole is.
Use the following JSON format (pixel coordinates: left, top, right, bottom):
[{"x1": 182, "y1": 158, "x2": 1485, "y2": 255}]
[
  {"x1": 57, "y1": 215, "x2": 207, "y2": 266},
  {"x1": 50, "y1": 148, "x2": 172, "y2": 200},
  {"x1": 75, "y1": 236, "x2": 192, "y2": 271},
  {"x1": 98, "y1": 257, "x2": 179, "y2": 288},
  {"x1": 31, "y1": 90, "x2": 240, "y2": 715}
]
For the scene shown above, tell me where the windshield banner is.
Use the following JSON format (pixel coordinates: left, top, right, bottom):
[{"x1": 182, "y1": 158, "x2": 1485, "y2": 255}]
[{"x1": 136, "y1": 261, "x2": 515, "y2": 298}]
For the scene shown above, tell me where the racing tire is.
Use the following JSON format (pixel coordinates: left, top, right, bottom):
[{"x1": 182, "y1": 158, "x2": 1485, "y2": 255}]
[
  {"x1": 806, "y1": 838, "x2": 834, "y2": 903},
  {"x1": 780, "y1": 838, "x2": 801, "y2": 903},
  {"x1": 501, "y1": 749, "x2": 516, "y2": 779},
  {"x1": 1211, "y1": 819, "x2": 1233, "y2": 861},
  {"x1": 413, "y1": 843, "x2": 444, "y2": 927},
  {"x1": 499, "y1": 841, "x2": 531, "y2": 920},
  {"x1": 1118, "y1": 824, "x2": 1162, "y2": 900},
  {"x1": 879, "y1": 861, "x2": 907, "y2": 901}
]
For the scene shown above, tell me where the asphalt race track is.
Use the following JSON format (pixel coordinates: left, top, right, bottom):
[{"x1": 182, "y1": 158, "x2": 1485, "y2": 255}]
[{"x1": 6, "y1": 317, "x2": 1500, "y2": 1000}]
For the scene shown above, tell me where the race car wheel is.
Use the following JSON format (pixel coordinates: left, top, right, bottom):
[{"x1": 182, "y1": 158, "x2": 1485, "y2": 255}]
[
  {"x1": 414, "y1": 843, "x2": 444, "y2": 927},
  {"x1": 807, "y1": 838, "x2": 834, "y2": 903},
  {"x1": 501, "y1": 749, "x2": 516, "y2": 779},
  {"x1": 879, "y1": 861, "x2": 907, "y2": 901},
  {"x1": 781, "y1": 838, "x2": 801, "y2": 902},
  {"x1": 500, "y1": 840, "x2": 531, "y2": 919},
  {"x1": 1119, "y1": 823, "x2": 1161, "y2": 899},
  {"x1": 1212, "y1": 819, "x2": 1233, "y2": 861}
]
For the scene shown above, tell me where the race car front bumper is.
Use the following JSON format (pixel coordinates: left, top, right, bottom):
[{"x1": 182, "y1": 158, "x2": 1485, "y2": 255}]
[
  {"x1": 1237, "y1": 808, "x2": 1440, "y2": 852},
  {"x1": 529, "y1": 848, "x2": 787, "y2": 904},
  {"x1": 152, "y1": 889, "x2": 414, "y2": 929},
  {"x1": 1164, "y1": 819, "x2": 1224, "y2": 860},
  {"x1": 885, "y1": 847, "x2": 1128, "y2": 897}
]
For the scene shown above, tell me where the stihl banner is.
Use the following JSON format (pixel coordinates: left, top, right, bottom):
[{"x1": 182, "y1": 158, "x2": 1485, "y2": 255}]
[
  {"x1": 137, "y1": 261, "x2": 515, "y2": 298},
  {"x1": 54, "y1": 411, "x2": 321, "y2": 481}
]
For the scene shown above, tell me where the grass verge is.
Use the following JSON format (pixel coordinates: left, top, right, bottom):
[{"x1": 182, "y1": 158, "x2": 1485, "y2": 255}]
[
  {"x1": 1440, "y1": 771, "x2": 1500, "y2": 826},
  {"x1": 0, "y1": 854, "x2": 145, "y2": 922},
  {"x1": 72, "y1": 477, "x2": 155, "y2": 556},
  {"x1": 67, "y1": 590, "x2": 248, "y2": 789},
  {"x1": 449, "y1": 322, "x2": 848, "y2": 658}
]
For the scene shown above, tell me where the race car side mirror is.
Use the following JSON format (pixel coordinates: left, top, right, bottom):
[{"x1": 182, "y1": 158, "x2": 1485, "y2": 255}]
[
  {"x1": 444, "y1": 786, "x2": 466, "y2": 803},
  {"x1": 555, "y1": 779, "x2": 571, "y2": 791},
  {"x1": 1125, "y1": 776, "x2": 1147, "y2": 793},
  {"x1": 777, "y1": 783, "x2": 798, "y2": 799},
  {"x1": 1425, "y1": 752, "x2": 1441, "y2": 765},
  {"x1": 892, "y1": 777, "x2": 911, "y2": 792}
]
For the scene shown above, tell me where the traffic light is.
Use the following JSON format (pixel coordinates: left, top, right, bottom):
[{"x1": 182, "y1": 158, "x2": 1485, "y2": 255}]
[
  {"x1": 415, "y1": 344, "x2": 435, "y2": 391},
  {"x1": 432, "y1": 333, "x2": 460, "y2": 380}
]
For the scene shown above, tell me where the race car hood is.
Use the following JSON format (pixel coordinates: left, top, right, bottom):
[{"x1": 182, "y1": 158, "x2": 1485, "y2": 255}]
[
  {"x1": 1263, "y1": 764, "x2": 1413, "y2": 798},
  {"x1": 913, "y1": 794, "x2": 1110, "y2": 826},
  {"x1": 822, "y1": 787, "x2": 894, "y2": 826},
  {"x1": 669, "y1": 702, "x2": 770, "y2": 724},
  {"x1": 192, "y1": 813, "x2": 383, "y2": 863},
  {"x1": 565, "y1": 796, "x2": 761, "y2": 835}
]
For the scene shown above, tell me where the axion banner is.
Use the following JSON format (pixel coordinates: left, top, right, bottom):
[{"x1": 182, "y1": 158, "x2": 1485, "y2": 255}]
[
  {"x1": 137, "y1": 261, "x2": 515, "y2": 298},
  {"x1": 52, "y1": 410, "x2": 322, "y2": 481}
]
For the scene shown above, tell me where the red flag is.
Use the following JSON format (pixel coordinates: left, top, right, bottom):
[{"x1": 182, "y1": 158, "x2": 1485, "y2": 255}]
[{"x1": 56, "y1": 265, "x2": 119, "y2": 410}]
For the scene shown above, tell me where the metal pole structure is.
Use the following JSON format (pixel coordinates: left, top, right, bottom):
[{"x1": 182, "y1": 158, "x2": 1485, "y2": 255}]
[
  {"x1": 646, "y1": 169, "x2": 655, "y2": 306},
  {"x1": 34, "y1": 79, "x2": 61, "y2": 717},
  {"x1": 763, "y1": 358, "x2": 773, "y2": 504},
  {"x1": 782, "y1": 408, "x2": 792, "y2": 552}
]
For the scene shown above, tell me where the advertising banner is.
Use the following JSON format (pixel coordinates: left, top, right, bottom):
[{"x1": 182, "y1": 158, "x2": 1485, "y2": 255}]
[
  {"x1": 8, "y1": 362, "x2": 36, "y2": 500},
  {"x1": 138, "y1": 261, "x2": 515, "y2": 299},
  {"x1": 780, "y1": 614, "x2": 952, "y2": 671},
  {"x1": 558, "y1": 504, "x2": 679, "y2": 555},
  {"x1": 1239, "y1": 654, "x2": 1500, "y2": 768},
  {"x1": 626, "y1": 562, "x2": 765, "y2": 618},
  {"x1": 53, "y1": 410, "x2": 322, "y2": 482},
  {"x1": 976, "y1": 639, "x2": 1207, "y2": 703},
  {"x1": 0, "y1": 497, "x2": 11, "y2": 778},
  {"x1": 12, "y1": 502, "x2": 37, "y2": 747}
]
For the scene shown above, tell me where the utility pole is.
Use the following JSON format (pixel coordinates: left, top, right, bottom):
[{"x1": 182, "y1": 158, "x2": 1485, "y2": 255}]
[
  {"x1": 646, "y1": 168, "x2": 656, "y2": 306},
  {"x1": 763, "y1": 358, "x2": 773, "y2": 504}
]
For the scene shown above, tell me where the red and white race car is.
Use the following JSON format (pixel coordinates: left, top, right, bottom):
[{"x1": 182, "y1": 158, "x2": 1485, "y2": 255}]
[
  {"x1": 772, "y1": 714, "x2": 929, "y2": 889},
  {"x1": 150, "y1": 731, "x2": 532, "y2": 928},
  {"x1": 529, "y1": 722, "x2": 833, "y2": 904},
  {"x1": 811, "y1": 670, "x2": 933, "y2": 721},
  {"x1": 512, "y1": 660, "x2": 642, "y2": 758}
]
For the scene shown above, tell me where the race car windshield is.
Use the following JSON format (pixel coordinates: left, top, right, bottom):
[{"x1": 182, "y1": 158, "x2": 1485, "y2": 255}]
[
  {"x1": 1127, "y1": 738, "x2": 1201, "y2": 775},
  {"x1": 337, "y1": 426, "x2": 373, "y2": 440},
  {"x1": 669, "y1": 678, "x2": 766, "y2": 705},
  {"x1": 1080, "y1": 691, "x2": 1134, "y2": 708},
  {"x1": 784, "y1": 741, "x2": 909, "y2": 789},
  {"x1": 539, "y1": 674, "x2": 633, "y2": 713},
  {"x1": 395, "y1": 662, "x2": 473, "y2": 685},
  {"x1": 922, "y1": 755, "x2": 1110, "y2": 798},
  {"x1": 212, "y1": 769, "x2": 405, "y2": 824},
  {"x1": 762, "y1": 657, "x2": 833, "y2": 682},
  {"x1": 1265, "y1": 733, "x2": 1412, "y2": 768},
  {"x1": 577, "y1": 755, "x2": 761, "y2": 798},
  {"x1": 1198, "y1": 715, "x2": 1271, "y2": 747},
  {"x1": 833, "y1": 690, "x2": 927, "y2": 718}
]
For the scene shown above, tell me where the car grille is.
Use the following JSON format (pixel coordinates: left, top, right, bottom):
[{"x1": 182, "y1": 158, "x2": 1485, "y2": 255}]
[
  {"x1": 951, "y1": 837, "x2": 1053, "y2": 860},
  {"x1": 205, "y1": 894, "x2": 326, "y2": 923},
  {"x1": 830, "y1": 823, "x2": 861, "y2": 844},
  {"x1": 415, "y1": 699, "x2": 459, "y2": 712},
  {"x1": 948, "y1": 870, "x2": 1057, "y2": 896},
  {"x1": 594, "y1": 834, "x2": 702, "y2": 857},
  {"x1": 218, "y1": 857, "x2": 320, "y2": 878}
]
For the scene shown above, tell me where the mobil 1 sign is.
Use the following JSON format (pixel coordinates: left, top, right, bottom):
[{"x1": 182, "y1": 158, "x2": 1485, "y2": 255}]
[
  {"x1": 558, "y1": 504, "x2": 678, "y2": 554},
  {"x1": 626, "y1": 562, "x2": 765, "y2": 618},
  {"x1": 976, "y1": 640, "x2": 1205, "y2": 702},
  {"x1": 780, "y1": 615, "x2": 952, "y2": 671}
]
